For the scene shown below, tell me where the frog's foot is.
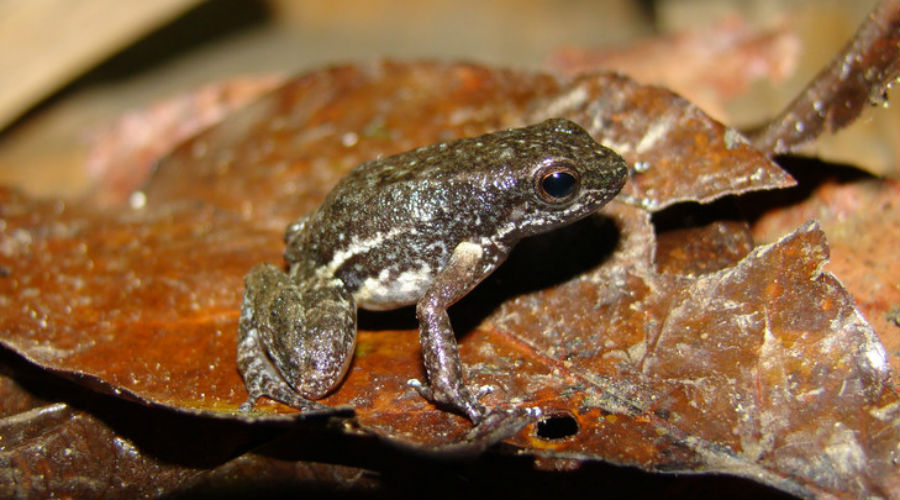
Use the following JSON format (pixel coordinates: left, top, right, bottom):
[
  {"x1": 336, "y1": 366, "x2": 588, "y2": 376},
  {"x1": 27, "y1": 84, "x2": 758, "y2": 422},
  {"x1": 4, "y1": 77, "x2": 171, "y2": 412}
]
[
  {"x1": 238, "y1": 263, "x2": 356, "y2": 416},
  {"x1": 407, "y1": 378, "x2": 489, "y2": 423},
  {"x1": 237, "y1": 324, "x2": 333, "y2": 414},
  {"x1": 237, "y1": 384, "x2": 333, "y2": 414},
  {"x1": 464, "y1": 406, "x2": 536, "y2": 444},
  {"x1": 387, "y1": 405, "x2": 536, "y2": 457}
]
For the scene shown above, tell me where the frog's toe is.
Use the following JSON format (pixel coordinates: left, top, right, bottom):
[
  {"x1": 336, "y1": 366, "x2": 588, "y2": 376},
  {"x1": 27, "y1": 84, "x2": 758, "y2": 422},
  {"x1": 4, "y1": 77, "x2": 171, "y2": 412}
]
[
  {"x1": 256, "y1": 382, "x2": 335, "y2": 413},
  {"x1": 462, "y1": 397, "x2": 489, "y2": 423},
  {"x1": 396, "y1": 406, "x2": 535, "y2": 458},
  {"x1": 408, "y1": 379, "x2": 488, "y2": 423},
  {"x1": 474, "y1": 384, "x2": 496, "y2": 399},
  {"x1": 238, "y1": 325, "x2": 337, "y2": 414},
  {"x1": 474, "y1": 407, "x2": 534, "y2": 432},
  {"x1": 238, "y1": 398, "x2": 257, "y2": 413},
  {"x1": 407, "y1": 378, "x2": 433, "y2": 399},
  {"x1": 242, "y1": 387, "x2": 338, "y2": 414}
]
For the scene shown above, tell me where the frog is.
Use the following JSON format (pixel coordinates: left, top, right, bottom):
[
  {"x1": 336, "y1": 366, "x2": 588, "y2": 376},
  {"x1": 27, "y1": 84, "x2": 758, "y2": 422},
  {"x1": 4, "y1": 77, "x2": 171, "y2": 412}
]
[{"x1": 237, "y1": 118, "x2": 628, "y2": 426}]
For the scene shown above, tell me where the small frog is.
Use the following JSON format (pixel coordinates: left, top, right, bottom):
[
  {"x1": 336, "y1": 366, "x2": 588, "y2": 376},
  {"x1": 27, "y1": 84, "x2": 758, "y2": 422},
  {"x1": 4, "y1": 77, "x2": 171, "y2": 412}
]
[{"x1": 238, "y1": 118, "x2": 627, "y2": 425}]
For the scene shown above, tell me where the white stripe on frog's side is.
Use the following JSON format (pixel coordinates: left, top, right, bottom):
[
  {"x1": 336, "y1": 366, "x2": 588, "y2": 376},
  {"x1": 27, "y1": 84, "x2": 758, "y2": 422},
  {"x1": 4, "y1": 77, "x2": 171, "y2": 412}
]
[
  {"x1": 323, "y1": 227, "x2": 405, "y2": 277},
  {"x1": 355, "y1": 265, "x2": 436, "y2": 310},
  {"x1": 354, "y1": 241, "x2": 487, "y2": 310}
]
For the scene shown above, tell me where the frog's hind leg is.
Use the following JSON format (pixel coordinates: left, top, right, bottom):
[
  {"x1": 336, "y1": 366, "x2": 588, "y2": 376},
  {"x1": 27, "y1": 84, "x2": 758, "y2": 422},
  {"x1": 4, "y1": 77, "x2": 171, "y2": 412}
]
[
  {"x1": 237, "y1": 263, "x2": 356, "y2": 413},
  {"x1": 237, "y1": 320, "x2": 329, "y2": 412}
]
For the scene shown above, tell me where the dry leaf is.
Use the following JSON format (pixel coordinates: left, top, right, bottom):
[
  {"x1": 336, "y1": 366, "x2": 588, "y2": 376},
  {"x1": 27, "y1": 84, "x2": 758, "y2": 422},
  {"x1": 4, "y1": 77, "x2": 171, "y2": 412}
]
[{"x1": 4, "y1": 60, "x2": 896, "y2": 498}]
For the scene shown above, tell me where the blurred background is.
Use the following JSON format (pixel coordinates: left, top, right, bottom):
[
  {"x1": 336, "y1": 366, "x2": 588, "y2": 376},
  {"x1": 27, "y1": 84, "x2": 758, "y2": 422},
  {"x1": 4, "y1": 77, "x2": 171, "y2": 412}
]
[{"x1": 0, "y1": 0, "x2": 893, "y2": 199}]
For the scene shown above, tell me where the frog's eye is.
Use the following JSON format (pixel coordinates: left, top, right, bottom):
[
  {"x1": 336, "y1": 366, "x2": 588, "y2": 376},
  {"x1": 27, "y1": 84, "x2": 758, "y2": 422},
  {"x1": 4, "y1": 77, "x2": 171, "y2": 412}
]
[{"x1": 535, "y1": 162, "x2": 580, "y2": 204}]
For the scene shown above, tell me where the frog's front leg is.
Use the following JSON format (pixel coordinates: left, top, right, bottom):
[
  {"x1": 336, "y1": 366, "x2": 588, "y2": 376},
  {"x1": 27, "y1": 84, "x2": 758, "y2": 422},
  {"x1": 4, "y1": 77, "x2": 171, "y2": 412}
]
[
  {"x1": 237, "y1": 263, "x2": 356, "y2": 412},
  {"x1": 412, "y1": 241, "x2": 507, "y2": 423}
]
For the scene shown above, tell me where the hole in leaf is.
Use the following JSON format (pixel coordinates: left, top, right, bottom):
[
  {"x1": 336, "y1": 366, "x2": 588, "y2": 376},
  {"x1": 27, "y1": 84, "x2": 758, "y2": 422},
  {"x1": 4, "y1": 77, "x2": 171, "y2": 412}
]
[{"x1": 535, "y1": 413, "x2": 579, "y2": 440}]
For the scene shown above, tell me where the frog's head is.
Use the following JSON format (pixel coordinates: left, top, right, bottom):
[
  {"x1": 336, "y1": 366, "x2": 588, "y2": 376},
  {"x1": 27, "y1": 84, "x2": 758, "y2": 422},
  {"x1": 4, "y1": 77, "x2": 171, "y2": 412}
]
[{"x1": 500, "y1": 118, "x2": 628, "y2": 238}]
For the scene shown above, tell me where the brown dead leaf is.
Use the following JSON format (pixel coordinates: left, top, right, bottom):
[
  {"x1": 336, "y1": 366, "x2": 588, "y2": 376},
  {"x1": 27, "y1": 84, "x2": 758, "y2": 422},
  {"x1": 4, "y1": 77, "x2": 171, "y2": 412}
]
[
  {"x1": 490, "y1": 207, "x2": 897, "y2": 498},
  {"x1": 0, "y1": 400, "x2": 198, "y2": 499},
  {"x1": 0, "y1": 359, "x2": 788, "y2": 499},
  {"x1": 547, "y1": 17, "x2": 801, "y2": 122},
  {"x1": 0, "y1": 60, "x2": 895, "y2": 499},
  {"x1": 0, "y1": 353, "x2": 380, "y2": 499},
  {"x1": 749, "y1": 167, "x2": 900, "y2": 377},
  {"x1": 547, "y1": 1, "x2": 900, "y2": 179},
  {"x1": 140, "y1": 63, "x2": 792, "y2": 225},
  {"x1": 86, "y1": 75, "x2": 285, "y2": 207},
  {"x1": 0, "y1": 61, "x2": 786, "y2": 414}
]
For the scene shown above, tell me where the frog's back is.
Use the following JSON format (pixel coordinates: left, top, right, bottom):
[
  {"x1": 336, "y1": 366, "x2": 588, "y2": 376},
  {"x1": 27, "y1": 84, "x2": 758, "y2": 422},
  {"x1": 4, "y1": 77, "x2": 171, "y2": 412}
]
[
  {"x1": 288, "y1": 119, "x2": 627, "y2": 309},
  {"x1": 314, "y1": 120, "x2": 602, "y2": 233},
  {"x1": 293, "y1": 138, "x2": 515, "y2": 302},
  {"x1": 297, "y1": 129, "x2": 534, "y2": 258}
]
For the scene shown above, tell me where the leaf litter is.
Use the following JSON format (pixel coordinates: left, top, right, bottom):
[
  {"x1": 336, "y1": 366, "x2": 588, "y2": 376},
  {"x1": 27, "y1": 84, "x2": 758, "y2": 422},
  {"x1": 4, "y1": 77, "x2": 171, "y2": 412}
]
[{"x1": 1, "y1": 5, "x2": 898, "y2": 496}]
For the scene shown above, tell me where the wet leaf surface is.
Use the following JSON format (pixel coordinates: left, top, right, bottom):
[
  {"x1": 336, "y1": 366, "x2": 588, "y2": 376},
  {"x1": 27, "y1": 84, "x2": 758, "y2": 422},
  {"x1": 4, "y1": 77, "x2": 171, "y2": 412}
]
[
  {"x1": 492, "y1": 211, "x2": 897, "y2": 498},
  {"x1": 746, "y1": 161, "x2": 900, "y2": 377},
  {"x1": 0, "y1": 61, "x2": 790, "y2": 416},
  {"x1": 0, "y1": 349, "x2": 796, "y2": 500},
  {"x1": 0, "y1": 59, "x2": 897, "y2": 499}
]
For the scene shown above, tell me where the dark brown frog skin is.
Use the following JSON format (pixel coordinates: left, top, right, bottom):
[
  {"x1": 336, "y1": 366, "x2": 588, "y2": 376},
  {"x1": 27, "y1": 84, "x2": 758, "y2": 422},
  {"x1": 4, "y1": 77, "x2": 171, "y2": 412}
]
[{"x1": 237, "y1": 118, "x2": 628, "y2": 424}]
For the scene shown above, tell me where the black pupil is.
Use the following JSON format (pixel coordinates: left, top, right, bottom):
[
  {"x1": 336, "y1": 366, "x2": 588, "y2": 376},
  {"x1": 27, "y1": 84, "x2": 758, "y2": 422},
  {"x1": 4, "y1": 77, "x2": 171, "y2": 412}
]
[{"x1": 542, "y1": 171, "x2": 577, "y2": 199}]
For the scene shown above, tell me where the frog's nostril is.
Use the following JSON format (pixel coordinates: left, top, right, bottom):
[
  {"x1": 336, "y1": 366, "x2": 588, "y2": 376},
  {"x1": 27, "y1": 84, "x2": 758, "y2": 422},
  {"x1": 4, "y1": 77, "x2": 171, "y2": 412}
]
[{"x1": 535, "y1": 412, "x2": 579, "y2": 440}]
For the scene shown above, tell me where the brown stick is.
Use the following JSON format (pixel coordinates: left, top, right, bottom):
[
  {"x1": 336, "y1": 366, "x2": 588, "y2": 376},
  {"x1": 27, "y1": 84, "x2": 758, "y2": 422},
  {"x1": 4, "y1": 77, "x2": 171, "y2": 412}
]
[{"x1": 747, "y1": 0, "x2": 900, "y2": 155}]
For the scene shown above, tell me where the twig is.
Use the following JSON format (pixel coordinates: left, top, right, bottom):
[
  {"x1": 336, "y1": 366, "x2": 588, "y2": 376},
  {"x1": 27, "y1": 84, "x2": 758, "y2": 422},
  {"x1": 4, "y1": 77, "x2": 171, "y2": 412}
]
[{"x1": 747, "y1": 0, "x2": 900, "y2": 155}]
